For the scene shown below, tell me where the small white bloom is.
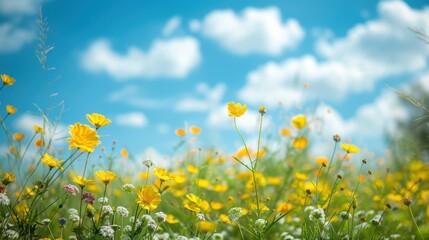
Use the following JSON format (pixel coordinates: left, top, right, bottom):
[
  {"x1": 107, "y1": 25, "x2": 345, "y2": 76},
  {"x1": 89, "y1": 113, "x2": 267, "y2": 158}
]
[
  {"x1": 176, "y1": 236, "x2": 188, "y2": 240},
  {"x1": 123, "y1": 225, "x2": 132, "y2": 232},
  {"x1": 0, "y1": 193, "x2": 10, "y2": 205},
  {"x1": 116, "y1": 206, "x2": 129, "y2": 217},
  {"x1": 196, "y1": 213, "x2": 205, "y2": 221},
  {"x1": 100, "y1": 225, "x2": 114, "y2": 238},
  {"x1": 143, "y1": 158, "x2": 156, "y2": 168},
  {"x1": 69, "y1": 214, "x2": 80, "y2": 222},
  {"x1": 98, "y1": 197, "x2": 109, "y2": 203},
  {"x1": 309, "y1": 208, "x2": 325, "y2": 223},
  {"x1": 254, "y1": 219, "x2": 267, "y2": 232},
  {"x1": 3, "y1": 229, "x2": 19, "y2": 239},
  {"x1": 212, "y1": 233, "x2": 224, "y2": 240},
  {"x1": 68, "y1": 208, "x2": 78, "y2": 216},
  {"x1": 41, "y1": 218, "x2": 51, "y2": 225},
  {"x1": 228, "y1": 207, "x2": 243, "y2": 221},
  {"x1": 122, "y1": 183, "x2": 135, "y2": 193},
  {"x1": 155, "y1": 211, "x2": 167, "y2": 222},
  {"x1": 102, "y1": 205, "x2": 114, "y2": 215}
]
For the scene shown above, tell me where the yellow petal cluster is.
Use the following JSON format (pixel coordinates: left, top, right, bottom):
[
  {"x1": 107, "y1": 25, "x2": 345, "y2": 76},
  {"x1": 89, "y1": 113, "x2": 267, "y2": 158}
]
[
  {"x1": 40, "y1": 153, "x2": 64, "y2": 171},
  {"x1": 86, "y1": 113, "x2": 111, "y2": 129},
  {"x1": 291, "y1": 114, "x2": 306, "y2": 129},
  {"x1": 1, "y1": 74, "x2": 15, "y2": 85},
  {"x1": 72, "y1": 176, "x2": 94, "y2": 188},
  {"x1": 135, "y1": 185, "x2": 161, "y2": 211},
  {"x1": 227, "y1": 102, "x2": 247, "y2": 117},
  {"x1": 66, "y1": 123, "x2": 100, "y2": 152},
  {"x1": 292, "y1": 136, "x2": 308, "y2": 149},
  {"x1": 340, "y1": 143, "x2": 360, "y2": 154},
  {"x1": 6, "y1": 105, "x2": 17, "y2": 115},
  {"x1": 154, "y1": 167, "x2": 173, "y2": 181},
  {"x1": 95, "y1": 170, "x2": 117, "y2": 184}
]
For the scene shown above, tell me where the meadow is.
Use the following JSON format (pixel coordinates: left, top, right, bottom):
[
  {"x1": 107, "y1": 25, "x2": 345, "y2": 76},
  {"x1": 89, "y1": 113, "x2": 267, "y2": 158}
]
[{"x1": 1, "y1": 11, "x2": 429, "y2": 240}]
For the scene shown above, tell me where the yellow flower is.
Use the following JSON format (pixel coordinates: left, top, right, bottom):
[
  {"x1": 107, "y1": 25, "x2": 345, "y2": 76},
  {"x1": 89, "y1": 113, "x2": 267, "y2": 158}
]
[
  {"x1": 291, "y1": 114, "x2": 306, "y2": 129},
  {"x1": 1, "y1": 74, "x2": 15, "y2": 85},
  {"x1": 197, "y1": 221, "x2": 216, "y2": 232},
  {"x1": 227, "y1": 102, "x2": 247, "y2": 117},
  {"x1": 276, "y1": 202, "x2": 292, "y2": 213},
  {"x1": 175, "y1": 128, "x2": 186, "y2": 136},
  {"x1": 183, "y1": 194, "x2": 210, "y2": 213},
  {"x1": 186, "y1": 165, "x2": 199, "y2": 174},
  {"x1": 280, "y1": 127, "x2": 291, "y2": 136},
  {"x1": 340, "y1": 143, "x2": 360, "y2": 153},
  {"x1": 135, "y1": 185, "x2": 161, "y2": 211},
  {"x1": 189, "y1": 126, "x2": 202, "y2": 135},
  {"x1": 35, "y1": 138, "x2": 44, "y2": 147},
  {"x1": 316, "y1": 156, "x2": 328, "y2": 166},
  {"x1": 292, "y1": 136, "x2": 308, "y2": 149},
  {"x1": 13, "y1": 133, "x2": 25, "y2": 141},
  {"x1": 86, "y1": 113, "x2": 111, "y2": 129},
  {"x1": 2, "y1": 172, "x2": 16, "y2": 185},
  {"x1": 33, "y1": 125, "x2": 45, "y2": 134},
  {"x1": 210, "y1": 201, "x2": 223, "y2": 210},
  {"x1": 66, "y1": 123, "x2": 100, "y2": 152},
  {"x1": 72, "y1": 176, "x2": 94, "y2": 188},
  {"x1": 154, "y1": 167, "x2": 173, "y2": 181},
  {"x1": 258, "y1": 106, "x2": 266, "y2": 115},
  {"x1": 166, "y1": 214, "x2": 180, "y2": 224},
  {"x1": 212, "y1": 184, "x2": 228, "y2": 192},
  {"x1": 120, "y1": 148, "x2": 129, "y2": 158},
  {"x1": 40, "y1": 153, "x2": 64, "y2": 171},
  {"x1": 6, "y1": 105, "x2": 17, "y2": 115},
  {"x1": 95, "y1": 170, "x2": 117, "y2": 185}
]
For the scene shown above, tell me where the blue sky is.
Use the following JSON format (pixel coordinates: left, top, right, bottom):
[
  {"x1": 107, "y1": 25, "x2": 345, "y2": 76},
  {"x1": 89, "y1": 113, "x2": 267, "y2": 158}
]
[{"x1": 1, "y1": 0, "x2": 429, "y2": 165}]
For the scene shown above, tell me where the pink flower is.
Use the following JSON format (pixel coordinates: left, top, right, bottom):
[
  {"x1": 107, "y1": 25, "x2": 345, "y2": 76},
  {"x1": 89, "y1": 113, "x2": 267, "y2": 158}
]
[
  {"x1": 82, "y1": 192, "x2": 95, "y2": 205},
  {"x1": 63, "y1": 184, "x2": 80, "y2": 196}
]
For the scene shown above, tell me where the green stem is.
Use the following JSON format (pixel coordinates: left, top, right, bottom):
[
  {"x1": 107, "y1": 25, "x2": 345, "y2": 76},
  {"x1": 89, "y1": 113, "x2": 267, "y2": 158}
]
[{"x1": 409, "y1": 206, "x2": 424, "y2": 240}]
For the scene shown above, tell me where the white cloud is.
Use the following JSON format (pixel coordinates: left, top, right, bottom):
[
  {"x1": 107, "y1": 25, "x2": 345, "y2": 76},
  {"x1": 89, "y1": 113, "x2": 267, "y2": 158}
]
[
  {"x1": 196, "y1": 6, "x2": 304, "y2": 55},
  {"x1": 109, "y1": 85, "x2": 168, "y2": 108},
  {"x1": 0, "y1": 22, "x2": 33, "y2": 53},
  {"x1": 239, "y1": 1, "x2": 429, "y2": 107},
  {"x1": 163, "y1": 16, "x2": 181, "y2": 36},
  {"x1": 0, "y1": 0, "x2": 42, "y2": 15},
  {"x1": 137, "y1": 147, "x2": 170, "y2": 168},
  {"x1": 81, "y1": 37, "x2": 201, "y2": 79},
  {"x1": 176, "y1": 83, "x2": 226, "y2": 112},
  {"x1": 116, "y1": 112, "x2": 148, "y2": 128}
]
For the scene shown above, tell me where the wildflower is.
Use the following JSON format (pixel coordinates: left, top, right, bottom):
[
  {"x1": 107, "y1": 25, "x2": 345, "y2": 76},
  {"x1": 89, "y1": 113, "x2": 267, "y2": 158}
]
[
  {"x1": 166, "y1": 214, "x2": 179, "y2": 224},
  {"x1": 40, "y1": 153, "x2": 64, "y2": 171},
  {"x1": 35, "y1": 138, "x2": 44, "y2": 147},
  {"x1": 259, "y1": 106, "x2": 266, "y2": 115},
  {"x1": 58, "y1": 217, "x2": 67, "y2": 226},
  {"x1": 63, "y1": 184, "x2": 80, "y2": 196},
  {"x1": 333, "y1": 134, "x2": 341, "y2": 142},
  {"x1": 227, "y1": 102, "x2": 247, "y2": 117},
  {"x1": 33, "y1": 125, "x2": 45, "y2": 134},
  {"x1": 189, "y1": 126, "x2": 202, "y2": 135},
  {"x1": 196, "y1": 213, "x2": 205, "y2": 221},
  {"x1": 122, "y1": 183, "x2": 135, "y2": 193},
  {"x1": 102, "y1": 205, "x2": 114, "y2": 215},
  {"x1": 309, "y1": 208, "x2": 325, "y2": 223},
  {"x1": 69, "y1": 214, "x2": 80, "y2": 222},
  {"x1": 402, "y1": 197, "x2": 413, "y2": 206},
  {"x1": 280, "y1": 127, "x2": 291, "y2": 136},
  {"x1": 175, "y1": 128, "x2": 186, "y2": 136},
  {"x1": 228, "y1": 207, "x2": 243, "y2": 221},
  {"x1": 212, "y1": 233, "x2": 224, "y2": 240},
  {"x1": 340, "y1": 143, "x2": 360, "y2": 154},
  {"x1": 68, "y1": 208, "x2": 79, "y2": 215},
  {"x1": 1, "y1": 74, "x2": 15, "y2": 86},
  {"x1": 135, "y1": 185, "x2": 161, "y2": 211},
  {"x1": 120, "y1": 148, "x2": 129, "y2": 158},
  {"x1": 155, "y1": 211, "x2": 167, "y2": 222},
  {"x1": 254, "y1": 219, "x2": 267, "y2": 232},
  {"x1": 13, "y1": 133, "x2": 24, "y2": 141},
  {"x1": 86, "y1": 113, "x2": 111, "y2": 129},
  {"x1": 123, "y1": 225, "x2": 132, "y2": 232},
  {"x1": 99, "y1": 225, "x2": 114, "y2": 238},
  {"x1": 96, "y1": 170, "x2": 117, "y2": 185},
  {"x1": 98, "y1": 197, "x2": 108, "y2": 203},
  {"x1": 72, "y1": 176, "x2": 93, "y2": 189},
  {"x1": 3, "y1": 229, "x2": 19, "y2": 239},
  {"x1": 41, "y1": 219, "x2": 51, "y2": 225},
  {"x1": 183, "y1": 194, "x2": 210, "y2": 213},
  {"x1": 154, "y1": 167, "x2": 173, "y2": 181},
  {"x1": 0, "y1": 193, "x2": 10, "y2": 205},
  {"x1": 143, "y1": 159, "x2": 156, "y2": 168},
  {"x1": 340, "y1": 211, "x2": 351, "y2": 220},
  {"x1": 277, "y1": 202, "x2": 292, "y2": 214},
  {"x1": 86, "y1": 204, "x2": 96, "y2": 217},
  {"x1": 81, "y1": 192, "x2": 95, "y2": 204},
  {"x1": 197, "y1": 221, "x2": 216, "y2": 232},
  {"x1": 6, "y1": 105, "x2": 17, "y2": 115},
  {"x1": 292, "y1": 136, "x2": 308, "y2": 149},
  {"x1": 66, "y1": 123, "x2": 100, "y2": 152},
  {"x1": 291, "y1": 114, "x2": 306, "y2": 129},
  {"x1": 2, "y1": 172, "x2": 16, "y2": 185}
]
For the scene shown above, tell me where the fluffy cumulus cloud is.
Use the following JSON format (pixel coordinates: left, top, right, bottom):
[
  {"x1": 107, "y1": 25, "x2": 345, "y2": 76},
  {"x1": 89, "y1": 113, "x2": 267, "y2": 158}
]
[
  {"x1": 176, "y1": 83, "x2": 226, "y2": 112},
  {"x1": 239, "y1": 1, "x2": 429, "y2": 107},
  {"x1": 195, "y1": 6, "x2": 304, "y2": 55},
  {"x1": 109, "y1": 85, "x2": 168, "y2": 109},
  {"x1": 116, "y1": 112, "x2": 148, "y2": 127},
  {"x1": 81, "y1": 37, "x2": 201, "y2": 79}
]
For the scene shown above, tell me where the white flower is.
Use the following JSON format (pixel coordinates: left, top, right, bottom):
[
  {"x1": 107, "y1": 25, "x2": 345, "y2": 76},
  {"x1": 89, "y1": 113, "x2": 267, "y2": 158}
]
[
  {"x1": 122, "y1": 183, "x2": 135, "y2": 193},
  {"x1": 116, "y1": 206, "x2": 129, "y2": 217},
  {"x1": 143, "y1": 158, "x2": 156, "y2": 168},
  {"x1": 68, "y1": 208, "x2": 78, "y2": 216},
  {"x1": 100, "y1": 225, "x2": 114, "y2": 238},
  {"x1": 155, "y1": 211, "x2": 167, "y2": 222},
  {"x1": 141, "y1": 214, "x2": 154, "y2": 224},
  {"x1": 69, "y1": 214, "x2": 80, "y2": 222},
  {"x1": 212, "y1": 233, "x2": 224, "y2": 240},
  {"x1": 3, "y1": 229, "x2": 19, "y2": 239},
  {"x1": 123, "y1": 225, "x2": 132, "y2": 232},
  {"x1": 41, "y1": 218, "x2": 51, "y2": 225},
  {"x1": 228, "y1": 207, "x2": 243, "y2": 221},
  {"x1": 176, "y1": 236, "x2": 188, "y2": 240},
  {"x1": 0, "y1": 193, "x2": 10, "y2": 205},
  {"x1": 98, "y1": 197, "x2": 109, "y2": 203},
  {"x1": 102, "y1": 205, "x2": 114, "y2": 215},
  {"x1": 196, "y1": 213, "x2": 205, "y2": 221},
  {"x1": 309, "y1": 208, "x2": 325, "y2": 223},
  {"x1": 254, "y1": 219, "x2": 267, "y2": 232}
]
